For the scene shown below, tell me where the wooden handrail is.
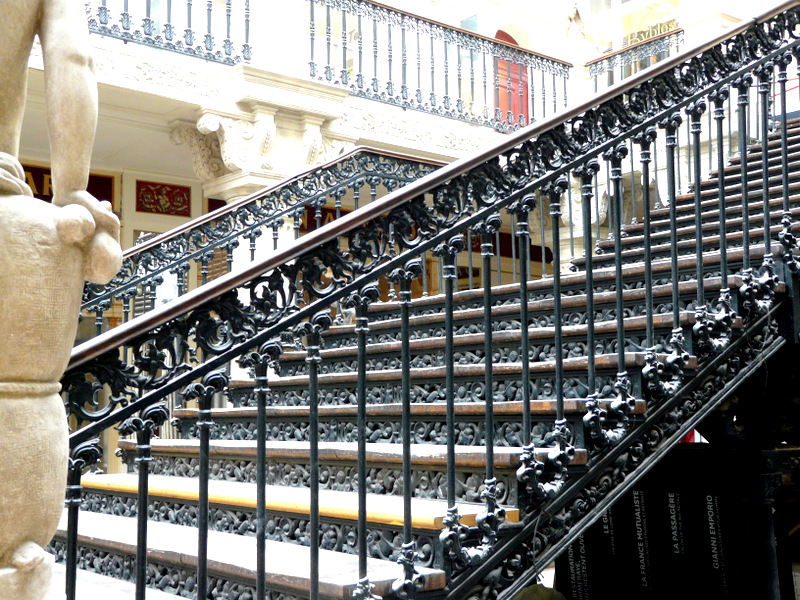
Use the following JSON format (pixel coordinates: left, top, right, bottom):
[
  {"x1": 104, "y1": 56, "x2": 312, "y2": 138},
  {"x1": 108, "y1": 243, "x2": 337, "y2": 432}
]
[
  {"x1": 123, "y1": 145, "x2": 447, "y2": 259},
  {"x1": 67, "y1": 0, "x2": 800, "y2": 372},
  {"x1": 585, "y1": 27, "x2": 684, "y2": 67},
  {"x1": 338, "y1": 0, "x2": 573, "y2": 69}
]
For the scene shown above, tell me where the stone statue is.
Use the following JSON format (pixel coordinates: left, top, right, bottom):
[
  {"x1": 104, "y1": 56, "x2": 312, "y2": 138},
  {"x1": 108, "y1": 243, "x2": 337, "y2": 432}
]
[{"x1": 0, "y1": 1, "x2": 122, "y2": 599}]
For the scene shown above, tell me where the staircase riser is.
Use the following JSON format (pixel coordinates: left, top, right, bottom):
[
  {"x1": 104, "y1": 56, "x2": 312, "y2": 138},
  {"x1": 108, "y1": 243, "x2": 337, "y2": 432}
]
[
  {"x1": 276, "y1": 329, "x2": 679, "y2": 377},
  {"x1": 122, "y1": 455, "x2": 521, "y2": 505},
  {"x1": 78, "y1": 495, "x2": 441, "y2": 568},
  {"x1": 49, "y1": 540, "x2": 286, "y2": 600},
  {"x1": 181, "y1": 413, "x2": 587, "y2": 449}
]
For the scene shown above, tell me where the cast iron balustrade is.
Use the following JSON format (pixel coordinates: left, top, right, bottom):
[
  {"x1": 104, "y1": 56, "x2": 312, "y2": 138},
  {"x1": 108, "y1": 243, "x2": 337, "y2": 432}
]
[
  {"x1": 80, "y1": 148, "x2": 440, "y2": 338},
  {"x1": 85, "y1": 0, "x2": 252, "y2": 64},
  {"x1": 307, "y1": 0, "x2": 571, "y2": 132},
  {"x1": 588, "y1": 28, "x2": 684, "y2": 92},
  {"x1": 59, "y1": 2, "x2": 800, "y2": 600}
]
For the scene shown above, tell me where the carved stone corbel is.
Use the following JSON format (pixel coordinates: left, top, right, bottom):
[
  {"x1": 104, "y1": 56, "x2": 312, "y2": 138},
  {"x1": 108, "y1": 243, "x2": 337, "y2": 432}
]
[
  {"x1": 196, "y1": 109, "x2": 277, "y2": 173},
  {"x1": 169, "y1": 121, "x2": 231, "y2": 183}
]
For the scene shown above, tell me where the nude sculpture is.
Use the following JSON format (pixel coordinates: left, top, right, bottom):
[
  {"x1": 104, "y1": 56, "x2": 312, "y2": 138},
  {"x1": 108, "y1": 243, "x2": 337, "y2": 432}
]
[{"x1": 0, "y1": 1, "x2": 122, "y2": 598}]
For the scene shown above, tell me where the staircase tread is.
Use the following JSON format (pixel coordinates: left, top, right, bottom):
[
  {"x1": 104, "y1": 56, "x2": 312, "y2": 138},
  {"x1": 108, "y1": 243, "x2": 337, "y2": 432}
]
[
  {"x1": 56, "y1": 511, "x2": 447, "y2": 599},
  {"x1": 50, "y1": 562, "x2": 179, "y2": 600},
  {"x1": 116, "y1": 439, "x2": 589, "y2": 468},
  {"x1": 258, "y1": 353, "x2": 696, "y2": 387},
  {"x1": 80, "y1": 473, "x2": 520, "y2": 528},
  {"x1": 280, "y1": 313, "x2": 691, "y2": 361},
  {"x1": 175, "y1": 397, "x2": 647, "y2": 419}
]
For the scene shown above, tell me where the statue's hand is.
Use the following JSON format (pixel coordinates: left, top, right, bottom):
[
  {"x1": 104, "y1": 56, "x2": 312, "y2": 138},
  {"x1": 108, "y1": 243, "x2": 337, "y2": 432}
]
[{"x1": 53, "y1": 191, "x2": 122, "y2": 284}]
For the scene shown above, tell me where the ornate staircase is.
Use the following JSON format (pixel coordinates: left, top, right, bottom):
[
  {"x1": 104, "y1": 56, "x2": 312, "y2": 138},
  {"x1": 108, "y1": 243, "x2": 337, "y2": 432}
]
[{"x1": 54, "y1": 4, "x2": 800, "y2": 599}]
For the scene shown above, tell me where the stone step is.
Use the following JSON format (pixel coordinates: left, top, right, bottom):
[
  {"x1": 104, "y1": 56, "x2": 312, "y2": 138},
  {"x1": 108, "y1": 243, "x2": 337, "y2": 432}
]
[
  {"x1": 116, "y1": 439, "x2": 590, "y2": 503},
  {"x1": 80, "y1": 472, "x2": 521, "y2": 530},
  {"x1": 52, "y1": 511, "x2": 447, "y2": 600},
  {"x1": 596, "y1": 203, "x2": 800, "y2": 256},
  {"x1": 273, "y1": 312, "x2": 696, "y2": 377},
  {"x1": 175, "y1": 397, "x2": 646, "y2": 446},
  {"x1": 614, "y1": 192, "x2": 800, "y2": 243},
  {"x1": 576, "y1": 218, "x2": 795, "y2": 269}
]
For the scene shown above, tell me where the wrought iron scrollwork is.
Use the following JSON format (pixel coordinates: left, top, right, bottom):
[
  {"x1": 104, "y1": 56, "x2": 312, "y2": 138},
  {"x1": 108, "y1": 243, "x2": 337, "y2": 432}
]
[
  {"x1": 516, "y1": 420, "x2": 574, "y2": 504},
  {"x1": 693, "y1": 291, "x2": 736, "y2": 358},
  {"x1": 642, "y1": 330, "x2": 690, "y2": 401},
  {"x1": 739, "y1": 258, "x2": 779, "y2": 321}
]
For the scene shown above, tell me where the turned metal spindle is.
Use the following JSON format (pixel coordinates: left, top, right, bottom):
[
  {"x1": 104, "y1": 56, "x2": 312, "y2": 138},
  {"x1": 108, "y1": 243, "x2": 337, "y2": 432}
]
[
  {"x1": 309, "y1": 1, "x2": 316, "y2": 78},
  {"x1": 605, "y1": 143, "x2": 629, "y2": 383},
  {"x1": 567, "y1": 180, "x2": 575, "y2": 259},
  {"x1": 493, "y1": 57, "x2": 501, "y2": 122},
  {"x1": 65, "y1": 441, "x2": 102, "y2": 600},
  {"x1": 546, "y1": 179, "x2": 568, "y2": 442},
  {"x1": 401, "y1": 19, "x2": 408, "y2": 100},
  {"x1": 443, "y1": 39, "x2": 451, "y2": 111},
  {"x1": 757, "y1": 63, "x2": 774, "y2": 263},
  {"x1": 254, "y1": 361, "x2": 268, "y2": 600},
  {"x1": 467, "y1": 230, "x2": 474, "y2": 289},
  {"x1": 325, "y1": 5, "x2": 333, "y2": 82},
  {"x1": 223, "y1": 0, "x2": 232, "y2": 57},
  {"x1": 510, "y1": 212, "x2": 518, "y2": 282},
  {"x1": 387, "y1": 24, "x2": 394, "y2": 97},
  {"x1": 242, "y1": 0, "x2": 250, "y2": 61},
  {"x1": 505, "y1": 60, "x2": 513, "y2": 126},
  {"x1": 356, "y1": 13, "x2": 364, "y2": 90},
  {"x1": 575, "y1": 160, "x2": 600, "y2": 396},
  {"x1": 629, "y1": 138, "x2": 637, "y2": 224},
  {"x1": 469, "y1": 49, "x2": 476, "y2": 114},
  {"x1": 341, "y1": 11, "x2": 348, "y2": 85},
  {"x1": 495, "y1": 230, "x2": 502, "y2": 286},
  {"x1": 736, "y1": 74, "x2": 754, "y2": 270},
  {"x1": 415, "y1": 30, "x2": 422, "y2": 104},
  {"x1": 541, "y1": 70, "x2": 546, "y2": 120},
  {"x1": 539, "y1": 192, "x2": 547, "y2": 278},
  {"x1": 519, "y1": 63, "x2": 526, "y2": 125},
  {"x1": 185, "y1": 0, "x2": 193, "y2": 47},
  {"x1": 635, "y1": 128, "x2": 657, "y2": 347},
  {"x1": 687, "y1": 99, "x2": 707, "y2": 311},
  {"x1": 778, "y1": 52, "x2": 792, "y2": 215},
  {"x1": 513, "y1": 199, "x2": 534, "y2": 445},
  {"x1": 457, "y1": 44, "x2": 464, "y2": 114},
  {"x1": 711, "y1": 88, "x2": 731, "y2": 292},
  {"x1": 373, "y1": 18, "x2": 379, "y2": 93},
  {"x1": 483, "y1": 51, "x2": 489, "y2": 119},
  {"x1": 661, "y1": 113, "x2": 682, "y2": 330},
  {"x1": 204, "y1": 0, "x2": 213, "y2": 52},
  {"x1": 430, "y1": 37, "x2": 436, "y2": 106}
]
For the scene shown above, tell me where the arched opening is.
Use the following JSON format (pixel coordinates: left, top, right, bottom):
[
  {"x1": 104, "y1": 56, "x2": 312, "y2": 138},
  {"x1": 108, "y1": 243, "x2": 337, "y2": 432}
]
[{"x1": 494, "y1": 29, "x2": 529, "y2": 127}]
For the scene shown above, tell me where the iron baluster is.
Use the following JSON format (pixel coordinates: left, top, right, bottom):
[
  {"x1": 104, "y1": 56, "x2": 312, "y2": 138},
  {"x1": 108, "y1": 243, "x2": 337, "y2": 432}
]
[
  {"x1": 495, "y1": 230, "x2": 502, "y2": 286},
  {"x1": 342, "y1": 285, "x2": 381, "y2": 597},
  {"x1": 433, "y1": 235, "x2": 464, "y2": 512},
  {"x1": 98, "y1": 0, "x2": 109, "y2": 26},
  {"x1": 443, "y1": 39, "x2": 451, "y2": 111},
  {"x1": 757, "y1": 63, "x2": 775, "y2": 265},
  {"x1": 467, "y1": 229, "x2": 474, "y2": 289},
  {"x1": 172, "y1": 261, "x2": 190, "y2": 295},
  {"x1": 164, "y1": 0, "x2": 174, "y2": 41},
  {"x1": 143, "y1": 0, "x2": 153, "y2": 39},
  {"x1": 416, "y1": 30, "x2": 422, "y2": 104},
  {"x1": 493, "y1": 57, "x2": 501, "y2": 123},
  {"x1": 239, "y1": 340, "x2": 282, "y2": 600},
  {"x1": 575, "y1": 160, "x2": 600, "y2": 411},
  {"x1": 65, "y1": 440, "x2": 103, "y2": 600},
  {"x1": 687, "y1": 100, "x2": 707, "y2": 311},
  {"x1": 659, "y1": 112, "x2": 682, "y2": 334},
  {"x1": 185, "y1": 0, "x2": 194, "y2": 48},
  {"x1": 708, "y1": 100, "x2": 713, "y2": 175},
  {"x1": 510, "y1": 212, "x2": 518, "y2": 283},
  {"x1": 469, "y1": 49, "x2": 475, "y2": 115},
  {"x1": 505, "y1": 60, "x2": 513, "y2": 126},
  {"x1": 634, "y1": 127, "x2": 657, "y2": 347},
  {"x1": 116, "y1": 402, "x2": 170, "y2": 600},
  {"x1": 605, "y1": 160, "x2": 613, "y2": 241},
  {"x1": 457, "y1": 43, "x2": 464, "y2": 114},
  {"x1": 529, "y1": 65, "x2": 535, "y2": 124},
  {"x1": 778, "y1": 52, "x2": 799, "y2": 271},
  {"x1": 517, "y1": 65, "x2": 525, "y2": 125},
  {"x1": 389, "y1": 261, "x2": 425, "y2": 599},
  {"x1": 243, "y1": 0, "x2": 251, "y2": 61},
  {"x1": 223, "y1": 0, "x2": 232, "y2": 58},
  {"x1": 509, "y1": 195, "x2": 535, "y2": 448},
  {"x1": 341, "y1": 10, "x2": 349, "y2": 86},
  {"x1": 309, "y1": 0, "x2": 316, "y2": 78},
  {"x1": 553, "y1": 72, "x2": 558, "y2": 113},
  {"x1": 686, "y1": 107, "x2": 692, "y2": 189},
  {"x1": 204, "y1": 0, "x2": 213, "y2": 53},
  {"x1": 728, "y1": 84, "x2": 734, "y2": 158},
  {"x1": 567, "y1": 177, "x2": 575, "y2": 259},
  {"x1": 121, "y1": 0, "x2": 131, "y2": 32},
  {"x1": 541, "y1": 70, "x2": 545, "y2": 120},
  {"x1": 653, "y1": 135, "x2": 661, "y2": 209},
  {"x1": 629, "y1": 138, "x2": 637, "y2": 224},
  {"x1": 429, "y1": 37, "x2": 436, "y2": 106},
  {"x1": 296, "y1": 311, "x2": 332, "y2": 600},
  {"x1": 373, "y1": 17, "x2": 379, "y2": 93},
  {"x1": 545, "y1": 179, "x2": 568, "y2": 434},
  {"x1": 675, "y1": 121, "x2": 682, "y2": 195},
  {"x1": 483, "y1": 50, "x2": 489, "y2": 120},
  {"x1": 539, "y1": 190, "x2": 547, "y2": 278},
  {"x1": 325, "y1": 5, "x2": 333, "y2": 82},
  {"x1": 594, "y1": 167, "x2": 601, "y2": 254},
  {"x1": 182, "y1": 371, "x2": 229, "y2": 600},
  {"x1": 736, "y1": 73, "x2": 754, "y2": 271},
  {"x1": 271, "y1": 220, "x2": 280, "y2": 251},
  {"x1": 387, "y1": 23, "x2": 394, "y2": 97},
  {"x1": 357, "y1": 11, "x2": 364, "y2": 90},
  {"x1": 604, "y1": 143, "x2": 630, "y2": 400},
  {"x1": 711, "y1": 89, "x2": 731, "y2": 292},
  {"x1": 401, "y1": 18, "x2": 408, "y2": 101}
]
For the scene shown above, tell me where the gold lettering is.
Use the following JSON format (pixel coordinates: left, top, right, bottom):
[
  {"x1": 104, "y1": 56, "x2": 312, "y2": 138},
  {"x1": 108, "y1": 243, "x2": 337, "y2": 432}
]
[
  {"x1": 628, "y1": 32, "x2": 641, "y2": 45},
  {"x1": 24, "y1": 171, "x2": 38, "y2": 195},
  {"x1": 42, "y1": 173, "x2": 52, "y2": 197}
]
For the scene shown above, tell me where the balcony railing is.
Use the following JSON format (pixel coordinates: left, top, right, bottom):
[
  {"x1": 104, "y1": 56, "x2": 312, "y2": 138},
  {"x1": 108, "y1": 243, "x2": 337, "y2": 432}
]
[
  {"x1": 85, "y1": 0, "x2": 252, "y2": 65},
  {"x1": 587, "y1": 28, "x2": 683, "y2": 92},
  {"x1": 307, "y1": 0, "x2": 572, "y2": 132}
]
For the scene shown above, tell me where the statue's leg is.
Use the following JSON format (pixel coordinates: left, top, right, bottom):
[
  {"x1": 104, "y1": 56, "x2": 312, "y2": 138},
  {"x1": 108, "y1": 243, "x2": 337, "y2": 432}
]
[
  {"x1": 39, "y1": 0, "x2": 98, "y2": 203},
  {"x1": 0, "y1": 0, "x2": 42, "y2": 158}
]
